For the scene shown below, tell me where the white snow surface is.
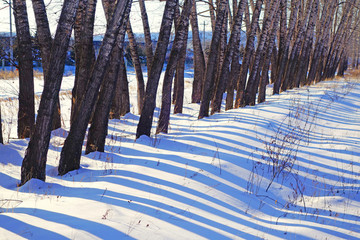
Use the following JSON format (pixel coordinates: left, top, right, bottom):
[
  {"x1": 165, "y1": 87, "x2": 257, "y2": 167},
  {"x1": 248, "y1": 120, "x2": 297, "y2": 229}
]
[{"x1": 0, "y1": 69, "x2": 360, "y2": 239}]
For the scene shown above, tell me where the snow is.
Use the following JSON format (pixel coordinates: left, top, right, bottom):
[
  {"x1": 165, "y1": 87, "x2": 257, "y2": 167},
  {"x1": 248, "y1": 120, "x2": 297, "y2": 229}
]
[{"x1": 0, "y1": 70, "x2": 360, "y2": 239}]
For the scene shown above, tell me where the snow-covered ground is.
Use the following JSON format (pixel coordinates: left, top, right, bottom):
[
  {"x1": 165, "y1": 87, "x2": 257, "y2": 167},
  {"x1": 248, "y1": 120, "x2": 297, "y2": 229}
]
[{"x1": 0, "y1": 69, "x2": 359, "y2": 239}]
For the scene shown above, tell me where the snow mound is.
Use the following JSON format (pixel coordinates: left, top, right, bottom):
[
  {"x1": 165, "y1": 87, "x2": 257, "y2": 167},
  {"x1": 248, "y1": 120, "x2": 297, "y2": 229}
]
[{"x1": 18, "y1": 178, "x2": 53, "y2": 194}]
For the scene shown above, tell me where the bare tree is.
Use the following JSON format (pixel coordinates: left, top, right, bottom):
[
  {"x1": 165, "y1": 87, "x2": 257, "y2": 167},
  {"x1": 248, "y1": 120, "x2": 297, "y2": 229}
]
[
  {"x1": 13, "y1": 0, "x2": 35, "y2": 139},
  {"x1": 21, "y1": 0, "x2": 80, "y2": 185},
  {"x1": 258, "y1": 5, "x2": 280, "y2": 103},
  {"x1": 211, "y1": 0, "x2": 247, "y2": 114},
  {"x1": 198, "y1": 0, "x2": 228, "y2": 119},
  {"x1": 85, "y1": 1, "x2": 130, "y2": 154},
  {"x1": 135, "y1": 0, "x2": 179, "y2": 138},
  {"x1": 71, "y1": 0, "x2": 97, "y2": 125},
  {"x1": 126, "y1": 20, "x2": 145, "y2": 114},
  {"x1": 31, "y1": 0, "x2": 62, "y2": 130},
  {"x1": 139, "y1": 0, "x2": 154, "y2": 71},
  {"x1": 234, "y1": 0, "x2": 263, "y2": 108},
  {"x1": 58, "y1": 0, "x2": 133, "y2": 175},
  {"x1": 244, "y1": 0, "x2": 280, "y2": 106},
  {"x1": 190, "y1": 0, "x2": 206, "y2": 103},
  {"x1": 156, "y1": 0, "x2": 192, "y2": 134}
]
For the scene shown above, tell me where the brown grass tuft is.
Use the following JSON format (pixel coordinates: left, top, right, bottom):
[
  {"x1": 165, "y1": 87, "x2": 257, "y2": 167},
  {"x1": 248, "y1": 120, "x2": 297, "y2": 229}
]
[
  {"x1": 0, "y1": 70, "x2": 18, "y2": 79},
  {"x1": 33, "y1": 70, "x2": 43, "y2": 80},
  {"x1": 0, "y1": 69, "x2": 44, "y2": 80},
  {"x1": 347, "y1": 68, "x2": 360, "y2": 79}
]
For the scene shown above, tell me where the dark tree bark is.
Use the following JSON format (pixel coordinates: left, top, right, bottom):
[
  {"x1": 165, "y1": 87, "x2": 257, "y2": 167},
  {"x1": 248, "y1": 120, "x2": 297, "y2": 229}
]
[
  {"x1": 173, "y1": 21, "x2": 189, "y2": 114},
  {"x1": 110, "y1": 50, "x2": 131, "y2": 119},
  {"x1": 211, "y1": 0, "x2": 247, "y2": 114},
  {"x1": 126, "y1": 20, "x2": 145, "y2": 114},
  {"x1": 31, "y1": 0, "x2": 62, "y2": 130},
  {"x1": 270, "y1": 46, "x2": 278, "y2": 83},
  {"x1": 245, "y1": 0, "x2": 280, "y2": 106},
  {"x1": 118, "y1": 54, "x2": 130, "y2": 116},
  {"x1": 139, "y1": 0, "x2": 154, "y2": 71},
  {"x1": 198, "y1": 0, "x2": 228, "y2": 119},
  {"x1": 225, "y1": 44, "x2": 241, "y2": 110},
  {"x1": 156, "y1": 0, "x2": 192, "y2": 134},
  {"x1": 104, "y1": 0, "x2": 128, "y2": 120},
  {"x1": 337, "y1": 53, "x2": 347, "y2": 77},
  {"x1": 209, "y1": 0, "x2": 216, "y2": 31},
  {"x1": 281, "y1": 0, "x2": 315, "y2": 91},
  {"x1": 294, "y1": 0, "x2": 318, "y2": 87},
  {"x1": 0, "y1": 106, "x2": 3, "y2": 144},
  {"x1": 306, "y1": 0, "x2": 336, "y2": 84},
  {"x1": 281, "y1": 0, "x2": 313, "y2": 91},
  {"x1": 190, "y1": 1, "x2": 206, "y2": 103},
  {"x1": 271, "y1": 0, "x2": 286, "y2": 84},
  {"x1": 85, "y1": 6, "x2": 130, "y2": 154},
  {"x1": 135, "y1": 0, "x2": 178, "y2": 138},
  {"x1": 86, "y1": 27, "x2": 129, "y2": 154},
  {"x1": 322, "y1": 2, "x2": 354, "y2": 80},
  {"x1": 71, "y1": 0, "x2": 97, "y2": 125},
  {"x1": 258, "y1": 7, "x2": 280, "y2": 104},
  {"x1": 13, "y1": 0, "x2": 35, "y2": 139},
  {"x1": 72, "y1": 0, "x2": 88, "y2": 110},
  {"x1": 272, "y1": 0, "x2": 300, "y2": 94},
  {"x1": 234, "y1": 0, "x2": 263, "y2": 108},
  {"x1": 173, "y1": 51, "x2": 186, "y2": 114},
  {"x1": 171, "y1": 4, "x2": 181, "y2": 106},
  {"x1": 58, "y1": 0, "x2": 133, "y2": 175},
  {"x1": 21, "y1": 0, "x2": 80, "y2": 185}
]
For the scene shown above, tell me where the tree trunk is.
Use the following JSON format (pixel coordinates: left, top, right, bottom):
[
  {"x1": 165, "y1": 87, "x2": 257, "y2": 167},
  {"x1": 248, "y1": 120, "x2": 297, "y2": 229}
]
[
  {"x1": 209, "y1": 0, "x2": 216, "y2": 31},
  {"x1": 0, "y1": 105, "x2": 3, "y2": 144},
  {"x1": 281, "y1": 0, "x2": 313, "y2": 91},
  {"x1": 306, "y1": 0, "x2": 337, "y2": 84},
  {"x1": 211, "y1": 0, "x2": 247, "y2": 114},
  {"x1": 119, "y1": 54, "x2": 130, "y2": 116},
  {"x1": 234, "y1": 0, "x2": 263, "y2": 108},
  {"x1": 71, "y1": 0, "x2": 97, "y2": 125},
  {"x1": 294, "y1": 0, "x2": 318, "y2": 87},
  {"x1": 135, "y1": 0, "x2": 179, "y2": 138},
  {"x1": 139, "y1": 0, "x2": 154, "y2": 71},
  {"x1": 173, "y1": 23, "x2": 189, "y2": 114},
  {"x1": 258, "y1": 7, "x2": 280, "y2": 104},
  {"x1": 156, "y1": 0, "x2": 192, "y2": 134},
  {"x1": 86, "y1": 16, "x2": 129, "y2": 154},
  {"x1": 198, "y1": 0, "x2": 228, "y2": 119},
  {"x1": 225, "y1": 44, "x2": 241, "y2": 110},
  {"x1": 31, "y1": 0, "x2": 62, "y2": 130},
  {"x1": 13, "y1": 0, "x2": 35, "y2": 139},
  {"x1": 272, "y1": 0, "x2": 300, "y2": 94},
  {"x1": 127, "y1": 20, "x2": 145, "y2": 114},
  {"x1": 322, "y1": 2, "x2": 354, "y2": 80},
  {"x1": 110, "y1": 50, "x2": 130, "y2": 119},
  {"x1": 58, "y1": 0, "x2": 133, "y2": 175},
  {"x1": 270, "y1": 46, "x2": 278, "y2": 83},
  {"x1": 190, "y1": 1, "x2": 206, "y2": 103},
  {"x1": 245, "y1": 0, "x2": 280, "y2": 106},
  {"x1": 72, "y1": 0, "x2": 88, "y2": 120},
  {"x1": 21, "y1": 0, "x2": 80, "y2": 185}
]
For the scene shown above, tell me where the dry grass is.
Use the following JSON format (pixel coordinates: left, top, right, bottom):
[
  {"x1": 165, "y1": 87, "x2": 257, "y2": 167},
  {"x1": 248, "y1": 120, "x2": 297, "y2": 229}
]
[
  {"x1": 33, "y1": 70, "x2": 43, "y2": 80},
  {"x1": 347, "y1": 68, "x2": 360, "y2": 79},
  {"x1": 0, "y1": 69, "x2": 44, "y2": 80},
  {"x1": 0, "y1": 70, "x2": 18, "y2": 79}
]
